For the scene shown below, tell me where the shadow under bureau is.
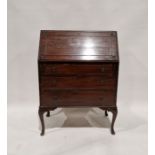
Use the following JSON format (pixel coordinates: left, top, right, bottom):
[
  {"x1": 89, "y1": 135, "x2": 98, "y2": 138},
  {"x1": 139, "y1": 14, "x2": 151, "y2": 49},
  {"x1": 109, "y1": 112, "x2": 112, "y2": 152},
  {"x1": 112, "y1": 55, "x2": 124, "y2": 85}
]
[{"x1": 38, "y1": 30, "x2": 119, "y2": 136}]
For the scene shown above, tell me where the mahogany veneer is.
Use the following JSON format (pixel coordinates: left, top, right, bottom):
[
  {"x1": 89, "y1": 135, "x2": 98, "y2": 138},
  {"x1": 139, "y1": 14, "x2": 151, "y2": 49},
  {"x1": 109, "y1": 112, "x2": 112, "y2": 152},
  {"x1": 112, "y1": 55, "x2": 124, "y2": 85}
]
[{"x1": 38, "y1": 30, "x2": 119, "y2": 135}]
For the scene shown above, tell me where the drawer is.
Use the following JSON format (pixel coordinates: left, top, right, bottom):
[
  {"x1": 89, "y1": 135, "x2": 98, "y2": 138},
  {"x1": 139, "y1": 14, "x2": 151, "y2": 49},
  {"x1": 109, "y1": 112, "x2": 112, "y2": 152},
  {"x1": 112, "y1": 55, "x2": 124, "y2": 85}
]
[
  {"x1": 40, "y1": 89, "x2": 115, "y2": 107},
  {"x1": 40, "y1": 76, "x2": 115, "y2": 90},
  {"x1": 39, "y1": 63, "x2": 114, "y2": 76}
]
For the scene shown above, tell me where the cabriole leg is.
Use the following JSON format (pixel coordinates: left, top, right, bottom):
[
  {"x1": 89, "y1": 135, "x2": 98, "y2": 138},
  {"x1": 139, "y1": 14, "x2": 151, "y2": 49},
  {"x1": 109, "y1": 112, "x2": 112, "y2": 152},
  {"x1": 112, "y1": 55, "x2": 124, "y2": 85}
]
[
  {"x1": 38, "y1": 109, "x2": 45, "y2": 136},
  {"x1": 110, "y1": 108, "x2": 118, "y2": 135}
]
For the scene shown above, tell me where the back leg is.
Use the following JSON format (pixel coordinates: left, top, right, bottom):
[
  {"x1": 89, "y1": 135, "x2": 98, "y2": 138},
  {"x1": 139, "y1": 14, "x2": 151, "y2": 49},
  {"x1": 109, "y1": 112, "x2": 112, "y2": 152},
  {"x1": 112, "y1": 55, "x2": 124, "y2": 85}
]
[
  {"x1": 105, "y1": 110, "x2": 108, "y2": 117},
  {"x1": 46, "y1": 111, "x2": 50, "y2": 117}
]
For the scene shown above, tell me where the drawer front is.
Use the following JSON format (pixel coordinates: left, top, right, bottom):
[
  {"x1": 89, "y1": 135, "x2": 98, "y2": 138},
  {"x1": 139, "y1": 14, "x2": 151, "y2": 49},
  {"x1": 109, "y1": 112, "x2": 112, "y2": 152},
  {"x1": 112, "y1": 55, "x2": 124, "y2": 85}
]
[
  {"x1": 40, "y1": 89, "x2": 115, "y2": 107},
  {"x1": 40, "y1": 76, "x2": 115, "y2": 90},
  {"x1": 39, "y1": 63, "x2": 114, "y2": 76}
]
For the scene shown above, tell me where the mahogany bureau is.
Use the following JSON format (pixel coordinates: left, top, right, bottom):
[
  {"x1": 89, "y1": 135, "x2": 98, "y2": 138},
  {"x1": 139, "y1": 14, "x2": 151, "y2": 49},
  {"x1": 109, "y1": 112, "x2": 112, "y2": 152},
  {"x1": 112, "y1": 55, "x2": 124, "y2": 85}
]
[{"x1": 38, "y1": 30, "x2": 119, "y2": 136}]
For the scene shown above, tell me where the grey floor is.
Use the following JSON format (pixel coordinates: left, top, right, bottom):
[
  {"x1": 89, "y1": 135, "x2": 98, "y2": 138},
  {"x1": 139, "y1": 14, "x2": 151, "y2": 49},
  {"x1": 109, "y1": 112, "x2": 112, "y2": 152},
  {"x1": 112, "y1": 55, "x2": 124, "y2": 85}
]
[{"x1": 8, "y1": 103, "x2": 147, "y2": 155}]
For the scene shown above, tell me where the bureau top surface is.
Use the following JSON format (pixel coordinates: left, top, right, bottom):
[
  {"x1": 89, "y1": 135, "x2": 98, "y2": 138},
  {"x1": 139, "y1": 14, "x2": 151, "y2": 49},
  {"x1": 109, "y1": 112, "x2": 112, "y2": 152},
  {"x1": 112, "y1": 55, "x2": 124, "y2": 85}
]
[{"x1": 38, "y1": 30, "x2": 119, "y2": 62}]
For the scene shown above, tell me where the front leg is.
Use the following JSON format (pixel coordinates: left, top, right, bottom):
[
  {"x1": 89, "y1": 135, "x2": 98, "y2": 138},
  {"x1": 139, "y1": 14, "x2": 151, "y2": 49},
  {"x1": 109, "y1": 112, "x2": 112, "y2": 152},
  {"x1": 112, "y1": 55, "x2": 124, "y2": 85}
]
[
  {"x1": 109, "y1": 108, "x2": 118, "y2": 135},
  {"x1": 38, "y1": 109, "x2": 45, "y2": 136}
]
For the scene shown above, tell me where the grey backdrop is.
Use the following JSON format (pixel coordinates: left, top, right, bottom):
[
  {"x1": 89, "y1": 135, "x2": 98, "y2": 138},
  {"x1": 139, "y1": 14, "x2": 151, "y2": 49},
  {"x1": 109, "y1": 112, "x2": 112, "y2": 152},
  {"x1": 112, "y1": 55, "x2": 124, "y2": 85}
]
[
  {"x1": 8, "y1": 1, "x2": 147, "y2": 155},
  {"x1": 8, "y1": 0, "x2": 147, "y2": 106}
]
